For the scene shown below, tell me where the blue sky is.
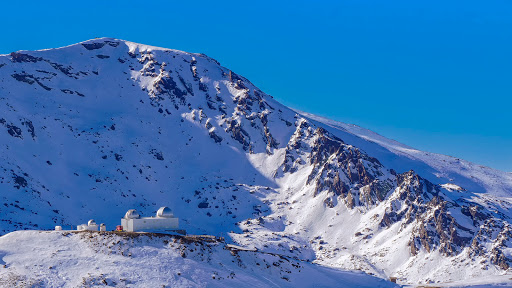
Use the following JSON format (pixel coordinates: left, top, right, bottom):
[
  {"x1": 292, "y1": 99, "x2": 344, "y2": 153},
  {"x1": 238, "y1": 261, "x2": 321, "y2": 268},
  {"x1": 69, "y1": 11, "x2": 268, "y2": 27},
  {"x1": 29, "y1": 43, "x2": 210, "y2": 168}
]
[{"x1": 1, "y1": 0, "x2": 510, "y2": 171}]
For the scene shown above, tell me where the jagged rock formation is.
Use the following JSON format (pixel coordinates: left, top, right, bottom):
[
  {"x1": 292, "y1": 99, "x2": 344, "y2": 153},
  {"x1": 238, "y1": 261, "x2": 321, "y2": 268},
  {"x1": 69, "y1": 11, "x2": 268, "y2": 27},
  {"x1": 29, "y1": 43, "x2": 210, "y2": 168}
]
[{"x1": 0, "y1": 38, "x2": 512, "y2": 285}]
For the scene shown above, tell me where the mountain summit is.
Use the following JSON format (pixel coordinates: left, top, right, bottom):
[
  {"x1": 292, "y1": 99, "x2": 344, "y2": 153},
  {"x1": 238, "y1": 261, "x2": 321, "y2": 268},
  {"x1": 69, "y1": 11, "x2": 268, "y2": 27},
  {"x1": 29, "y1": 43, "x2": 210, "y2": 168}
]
[{"x1": 1, "y1": 38, "x2": 512, "y2": 285}]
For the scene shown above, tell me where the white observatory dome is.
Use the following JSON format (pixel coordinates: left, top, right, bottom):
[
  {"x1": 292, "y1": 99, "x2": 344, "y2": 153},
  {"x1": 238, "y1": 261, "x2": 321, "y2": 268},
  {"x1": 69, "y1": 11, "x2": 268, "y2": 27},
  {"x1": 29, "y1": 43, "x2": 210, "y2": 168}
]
[
  {"x1": 156, "y1": 206, "x2": 174, "y2": 218},
  {"x1": 125, "y1": 209, "x2": 141, "y2": 219},
  {"x1": 88, "y1": 219, "x2": 96, "y2": 226}
]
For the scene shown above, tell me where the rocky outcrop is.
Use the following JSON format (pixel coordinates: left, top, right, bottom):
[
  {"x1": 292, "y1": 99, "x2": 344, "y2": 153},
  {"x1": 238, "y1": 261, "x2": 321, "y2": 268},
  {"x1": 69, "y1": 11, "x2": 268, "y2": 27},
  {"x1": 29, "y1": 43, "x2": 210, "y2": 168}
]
[{"x1": 281, "y1": 119, "x2": 392, "y2": 208}]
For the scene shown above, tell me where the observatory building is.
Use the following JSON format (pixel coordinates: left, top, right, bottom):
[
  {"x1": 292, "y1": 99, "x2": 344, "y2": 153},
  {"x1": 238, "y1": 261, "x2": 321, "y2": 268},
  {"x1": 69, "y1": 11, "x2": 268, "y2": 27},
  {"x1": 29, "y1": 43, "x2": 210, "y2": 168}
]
[
  {"x1": 121, "y1": 207, "x2": 179, "y2": 232},
  {"x1": 77, "y1": 219, "x2": 100, "y2": 231}
]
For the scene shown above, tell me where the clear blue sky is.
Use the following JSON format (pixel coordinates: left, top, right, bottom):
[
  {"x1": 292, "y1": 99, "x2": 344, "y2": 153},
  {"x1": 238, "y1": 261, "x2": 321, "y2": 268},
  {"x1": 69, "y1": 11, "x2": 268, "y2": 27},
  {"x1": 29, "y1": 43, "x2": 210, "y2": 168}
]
[{"x1": 1, "y1": 0, "x2": 510, "y2": 171}]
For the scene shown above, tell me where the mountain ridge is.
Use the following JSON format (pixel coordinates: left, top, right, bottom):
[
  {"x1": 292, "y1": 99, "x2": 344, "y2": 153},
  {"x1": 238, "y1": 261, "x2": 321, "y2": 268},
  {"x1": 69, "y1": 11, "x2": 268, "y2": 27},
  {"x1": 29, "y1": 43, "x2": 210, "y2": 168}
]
[{"x1": 0, "y1": 37, "x2": 511, "y2": 286}]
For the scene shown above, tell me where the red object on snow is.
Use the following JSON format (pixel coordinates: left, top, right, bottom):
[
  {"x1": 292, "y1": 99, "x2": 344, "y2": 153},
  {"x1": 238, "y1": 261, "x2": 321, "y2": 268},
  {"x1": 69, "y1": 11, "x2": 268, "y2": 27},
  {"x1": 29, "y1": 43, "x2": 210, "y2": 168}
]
[{"x1": 116, "y1": 225, "x2": 123, "y2": 231}]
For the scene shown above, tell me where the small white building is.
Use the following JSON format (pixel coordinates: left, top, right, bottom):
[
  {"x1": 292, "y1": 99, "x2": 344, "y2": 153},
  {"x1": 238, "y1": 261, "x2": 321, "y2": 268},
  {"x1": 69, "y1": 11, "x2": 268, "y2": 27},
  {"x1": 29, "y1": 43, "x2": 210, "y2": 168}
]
[{"x1": 121, "y1": 207, "x2": 179, "y2": 232}]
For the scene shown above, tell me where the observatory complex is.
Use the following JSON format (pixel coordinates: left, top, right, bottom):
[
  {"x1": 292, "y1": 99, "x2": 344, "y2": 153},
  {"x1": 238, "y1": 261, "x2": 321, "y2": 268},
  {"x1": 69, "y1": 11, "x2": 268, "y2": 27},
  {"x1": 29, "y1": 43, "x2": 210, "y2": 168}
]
[
  {"x1": 68, "y1": 206, "x2": 180, "y2": 233},
  {"x1": 121, "y1": 206, "x2": 179, "y2": 232}
]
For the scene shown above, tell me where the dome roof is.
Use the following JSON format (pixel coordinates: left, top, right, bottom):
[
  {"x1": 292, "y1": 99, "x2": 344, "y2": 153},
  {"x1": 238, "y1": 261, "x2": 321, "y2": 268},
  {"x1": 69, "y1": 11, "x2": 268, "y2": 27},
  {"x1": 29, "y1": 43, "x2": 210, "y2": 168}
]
[
  {"x1": 88, "y1": 219, "x2": 96, "y2": 226},
  {"x1": 125, "y1": 209, "x2": 140, "y2": 219},
  {"x1": 156, "y1": 206, "x2": 174, "y2": 218}
]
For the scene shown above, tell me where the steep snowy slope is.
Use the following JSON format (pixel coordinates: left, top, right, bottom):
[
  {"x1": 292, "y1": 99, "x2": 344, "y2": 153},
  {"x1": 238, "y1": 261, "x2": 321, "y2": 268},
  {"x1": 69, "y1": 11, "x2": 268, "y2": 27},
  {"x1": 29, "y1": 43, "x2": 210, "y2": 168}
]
[{"x1": 1, "y1": 38, "x2": 511, "y2": 286}]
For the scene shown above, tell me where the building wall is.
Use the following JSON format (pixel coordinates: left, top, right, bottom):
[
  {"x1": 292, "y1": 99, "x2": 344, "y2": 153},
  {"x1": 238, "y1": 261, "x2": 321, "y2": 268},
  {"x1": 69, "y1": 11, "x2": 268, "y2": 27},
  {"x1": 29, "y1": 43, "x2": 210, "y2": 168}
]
[
  {"x1": 77, "y1": 224, "x2": 98, "y2": 231},
  {"x1": 121, "y1": 219, "x2": 130, "y2": 231},
  {"x1": 86, "y1": 224, "x2": 98, "y2": 231},
  {"x1": 122, "y1": 217, "x2": 179, "y2": 232}
]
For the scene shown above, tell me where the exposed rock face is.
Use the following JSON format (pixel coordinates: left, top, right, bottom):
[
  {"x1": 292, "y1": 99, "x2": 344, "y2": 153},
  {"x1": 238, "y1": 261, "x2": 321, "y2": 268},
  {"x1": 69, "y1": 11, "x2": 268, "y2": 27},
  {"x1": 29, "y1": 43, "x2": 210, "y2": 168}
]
[
  {"x1": 280, "y1": 120, "x2": 393, "y2": 208},
  {"x1": 1, "y1": 38, "x2": 512, "y2": 285},
  {"x1": 278, "y1": 117, "x2": 510, "y2": 265}
]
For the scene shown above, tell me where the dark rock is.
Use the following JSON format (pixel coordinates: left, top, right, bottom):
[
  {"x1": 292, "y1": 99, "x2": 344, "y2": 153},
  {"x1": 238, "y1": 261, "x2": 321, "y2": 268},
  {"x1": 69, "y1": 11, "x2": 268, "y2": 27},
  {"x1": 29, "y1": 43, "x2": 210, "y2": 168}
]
[
  {"x1": 7, "y1": 124, "x2": 22, "y2": 138},
  {"x1": 209, "y1": 131, "x2": 223, "y2": 143},
  {"x1": 199, "y1": 82, "x2": 208, "y2": 92},
  {"x1": 11, "y1": 73, "x2": 52, "y2": 91},
  {"x1": 10, "y1": 52, "x2": 43, "y2": 63},
  {"x1": 153, "y1": 75, "x2": 187, "y2": 104},
  {"x1": 178, "y1": 75, "x2": 194, "y2": 96},
  {"x1": 225, "y1": 119, "x2": 251, "y2": 152},
  {"x1": 150, "y1": 149, "x2": 164, "y2": 161},
  {"x1": 82, "y1": 42, "x2": 106, "y2": 50},
  {"x1": 13, "y1": 175, "x2": 28, "y2": 189},
  {"x1": 46, "y1": 61, "x2": 75, "y2": 78},
  {"x1": 22, "y1": 120, "x2": 35, "y2": 139}
]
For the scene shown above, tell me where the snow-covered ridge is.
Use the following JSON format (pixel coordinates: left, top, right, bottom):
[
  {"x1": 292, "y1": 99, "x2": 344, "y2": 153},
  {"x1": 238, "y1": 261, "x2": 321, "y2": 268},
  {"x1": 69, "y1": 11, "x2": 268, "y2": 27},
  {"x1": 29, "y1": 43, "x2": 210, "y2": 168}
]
[
  {"x1": 0, "y1": 230, "x2": 396, "y2": 288},
  {"x1": 299, "y1": 110, "x2": 512, "y2": 198},
  {"x1": 1, "y1": 38, "x2": 512, "y2": 286},
  {"x1": 3, "y1": 37, "x2": 196, "y2": 57}
]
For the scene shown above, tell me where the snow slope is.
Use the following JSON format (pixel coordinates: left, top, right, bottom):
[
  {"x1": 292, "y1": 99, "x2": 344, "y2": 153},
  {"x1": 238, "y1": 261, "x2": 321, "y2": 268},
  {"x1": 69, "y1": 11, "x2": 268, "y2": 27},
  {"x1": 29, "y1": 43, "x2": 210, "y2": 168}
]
[
  {"x1": 1, "y1": 38, "x2": 512, "y2": 286},
  {"x1": 0, "y1": 230, "x2": 395, "y2": 288}
]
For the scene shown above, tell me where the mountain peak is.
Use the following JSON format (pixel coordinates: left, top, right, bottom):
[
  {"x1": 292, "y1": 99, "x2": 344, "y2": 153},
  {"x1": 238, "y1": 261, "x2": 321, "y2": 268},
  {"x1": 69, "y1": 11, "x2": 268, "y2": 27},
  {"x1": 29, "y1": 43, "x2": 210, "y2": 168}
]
[{"x1": 0, "y1": 39, "x2": 512, "y2": 286}]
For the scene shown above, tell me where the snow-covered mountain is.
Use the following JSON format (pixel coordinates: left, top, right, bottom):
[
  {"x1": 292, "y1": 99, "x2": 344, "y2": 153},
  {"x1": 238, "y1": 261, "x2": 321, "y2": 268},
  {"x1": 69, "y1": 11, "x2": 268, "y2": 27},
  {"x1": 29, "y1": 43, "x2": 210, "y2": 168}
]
[
  {"x1": 0, "y1": 231, "x2": 395, "y2": 288},
  {"x1": 1, "y1": 38, "x2": 511, "y2": 286}
]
